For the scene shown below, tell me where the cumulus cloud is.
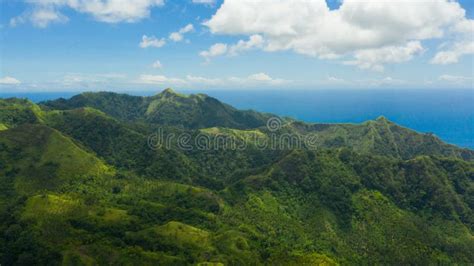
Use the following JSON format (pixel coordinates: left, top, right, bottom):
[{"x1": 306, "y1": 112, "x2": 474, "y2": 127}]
[
  {"x1": 152, "y1": 60, "x2": 163, "y2": 69},
  {"x1": 137, "y1": 72, "x2": 289, "y2": 87},
  {"x1": 200, "y1": 34, "x2": 264, "y2": 61},
  {"x1": 355, "y1": 76, "x2": 406, "y2": 87},
  {"x1": 185, "y1": 75, "x2": 221, "y2": 86},
  {"x1": 431, "y1": 19, "x2": 474, "y2": 65},
  {"x1": 245, "y1": 72, "x2": 288, "y2": 85},
  {"x1": 204, "y1": 0, "x2": 470, "y2": 70},
  {"x1": 199, "y1": 43, "x2": 228, "y2": 61},
  {"x1": 228, "y1": 35, "x2": 265, "y2": 56},
  {"x1": 140, "y1": 35, "x2": 166, "y2": 48},
  {"x1": 431, "y1": 19, "x2": 474, "y2": 64},
  {"x1": 61, "y1": 73, "x2": 127, "y2": 85},
  {"x1": 438, "y1": 74, "x2": 472, "y2": 84},
  {"x1": 10, "y1": 8, "x2": 69, "y2": 28},
  {"x1": 431, "y1": 41, "x2": 474, "y2": 64},
  {"x1": 247, "y1": 72, "x2": 272, "y2": 82},
  {"x1": 0, "y1": 76, "x2": 21, "y2": 85},
  {"x1": 169, "y1": 24, "x2": 194, "y2": 42},
  {"x1": 141, "y1": 24, "x2": 194, "y2": 49},
  {"x1": 139, "y1": 74, "x2": 187, "y2": 85},
  {"x1": 378, "y1": 77, "x2": 405, "y2": 85},
  {"x1": 11, "y1": 0, "x2": 165, "y2": 27},
  {"x1": 344, "y1": 41, "x2": 425, "y2": 71},
  {"x1": 326, "y1": 76, "x2": 346, "y2": 84}
]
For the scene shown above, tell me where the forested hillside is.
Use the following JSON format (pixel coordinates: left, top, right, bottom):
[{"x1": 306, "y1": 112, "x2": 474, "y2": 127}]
[{"x1": 0, "y1": 89, "x2": 473, "y2": 265}]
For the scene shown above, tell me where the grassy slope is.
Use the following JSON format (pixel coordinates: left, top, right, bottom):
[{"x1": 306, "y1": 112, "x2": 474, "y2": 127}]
[
  {"x1": 0, "y1": 92, "x2": 473, "y2": 265},
  {"x1": 1, "y1": 144, "x2": 473, "y2": 264},
  {"x1": 0, "y1": 98, "x2": 44, "y2": 128},
  {"x1": 0, "y1": 124, "x2": 111, "y2": 196}
]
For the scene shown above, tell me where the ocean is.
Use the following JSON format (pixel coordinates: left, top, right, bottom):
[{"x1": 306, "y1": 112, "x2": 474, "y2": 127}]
[{"x1": 1, "y1": 89, "x2": 473, "y2": 149}]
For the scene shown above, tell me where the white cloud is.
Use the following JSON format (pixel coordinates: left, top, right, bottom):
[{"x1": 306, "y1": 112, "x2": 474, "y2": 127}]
[
  {"x1": 12, "y1": 0, "x2": 165, "y2": 27},
  {"x1": 351, "y1": 76, "x2": 406, "y2": 87},
  {"x1": 245, "y1": 72, "x2": 288, "y2": 85},
  {"x1": 169, "y1": 33, "x2": 182, "y2": 42},
  {"x1": 228, "y1": 34, "x2": 264, "y2": 56},
  {"x1": 169, "y1": 24, "x2": 194, "y2": 42},
  {"x1": 138, "y1": 75, "x2": 187, "y2": 85},
  {"x1": 431, "y1": 41, "x2": 474, "y2": 64},
  {"x1": 438, "y1": 74, "x2": 472, "y2": 84},
  {"x1": 379, "y1": 77, "x2": 405, "y2": 85},
  {"x1": 431, "y1": 19, "x2": 474, "y2": 64},
  {"x1": 326, "y1": 76, "x2": 345, "y2": 84},
  {"x1": 61, "y1": 73, "x2": 127, "y2": 85},
  {"x1": 137, "y1": 72, "x2": 289, "y2": 87},
  {"x1": 247, "y1": 72, "x2": 271, "y2": 82},
  {"x1": 344, "y1": 41, "x2": 424, "y2": 71},
  {"x1": 140, "y1": 35, "x2": 166, "y2": 48},
  {"x1": 452, "y1": 18, "x2": 474, "y2": 34},
  {"x1": 199, "y1": 43, "x2": 228, "y2": 61},
  {"x1": 9, "y1": 16, "x2": 24, "y2": 27},
  {"x1": 204, "y1": 0, "x2": 470, "y2": 69},
  {"x1": 186, "y1": 75, "x2": 221, "y2": 86},
  {"x1": 152, "y1": 60, "x2": 163, "y2": 69},
  {"x1": 0, "y1": 76, "x2": 21, "y2": 85},
  {"x1": 62, "y1": 74, "x2": 84, "y2": 84},
  {"x1": 10, "y1": 8, "x2": 69, "y2": 28},
  {"x1": 200, "y1": 34, "x2": 264, "y2": 61}
]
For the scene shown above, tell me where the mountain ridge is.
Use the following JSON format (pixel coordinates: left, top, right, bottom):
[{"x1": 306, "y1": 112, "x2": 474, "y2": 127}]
[
  {"x1": 42, "y1": 89, "x2": 274, "y2": 129},
  {"x1": 40, "y1": 89, "x2": 473, "y2": 157},
  {"x1": 1, "y1": 89, "x2": 473, "y2": 265}
]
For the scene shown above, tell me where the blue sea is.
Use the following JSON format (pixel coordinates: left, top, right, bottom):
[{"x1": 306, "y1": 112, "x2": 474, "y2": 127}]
[{"x1": 1, "y1": 89, "x2": 473, "y2": 149}]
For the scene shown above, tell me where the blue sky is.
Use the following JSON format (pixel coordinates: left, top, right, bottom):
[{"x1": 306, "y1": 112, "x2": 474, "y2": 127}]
[{"x1": 0, "y1": 0, "x2": 473, "y2": 92}]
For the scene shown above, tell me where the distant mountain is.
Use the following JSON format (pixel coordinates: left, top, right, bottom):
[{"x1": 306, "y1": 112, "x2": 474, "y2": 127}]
[
  {"x1": 289, "y1": 116, "x2": 474, "y2": 160},
  {"x1": 42, "y1": 88, "x2": 273, "y2": 129},
  {"x1": 1, "y1": 89, "x2": 473, "y2": 265},
  {"x1": 41, "y1": 89, "x2": 474, "y2": 161}
]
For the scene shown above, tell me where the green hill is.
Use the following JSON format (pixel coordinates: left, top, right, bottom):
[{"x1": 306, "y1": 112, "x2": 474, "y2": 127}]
[
  {"x1": 43, "y1": 88, "x2": 272, "y2": 129},
  {"x1": 0, "y1": 98, "x2": 44, "y2": 128},
  {"x1": 41, "y1": 90, "x2": 474, "y2": 161},
  {"x1": 0, "y1": 124, "x2": 111, "y2": 196},
  {"x1": 289, "y1": 116, "x2": 474, "y2": 160},
  {"x1": 1, "y1": 89, "x2": 473, "y2": 265}
]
